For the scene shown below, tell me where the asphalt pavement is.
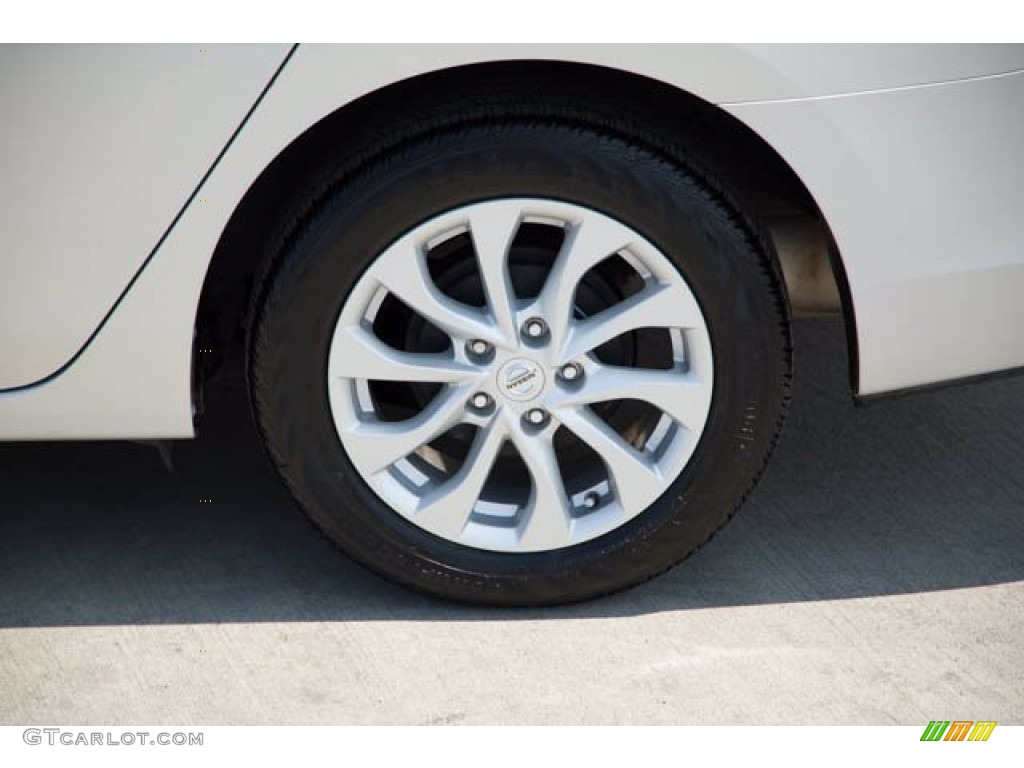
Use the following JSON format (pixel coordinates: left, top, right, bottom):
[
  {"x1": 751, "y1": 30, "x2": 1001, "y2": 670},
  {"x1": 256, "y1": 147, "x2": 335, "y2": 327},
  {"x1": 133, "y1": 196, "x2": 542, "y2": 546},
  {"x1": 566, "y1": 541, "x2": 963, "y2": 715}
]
[{"x1": 1, "y1": 317, "x2": 1021, "y2": 724}]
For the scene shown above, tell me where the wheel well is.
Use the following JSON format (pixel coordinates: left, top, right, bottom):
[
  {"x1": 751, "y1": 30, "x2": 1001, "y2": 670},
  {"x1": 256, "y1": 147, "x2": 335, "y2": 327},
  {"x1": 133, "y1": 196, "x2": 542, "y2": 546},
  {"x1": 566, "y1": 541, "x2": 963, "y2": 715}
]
[{"x1": 196, "y1": 59, "x2": 857, "y2": 394}]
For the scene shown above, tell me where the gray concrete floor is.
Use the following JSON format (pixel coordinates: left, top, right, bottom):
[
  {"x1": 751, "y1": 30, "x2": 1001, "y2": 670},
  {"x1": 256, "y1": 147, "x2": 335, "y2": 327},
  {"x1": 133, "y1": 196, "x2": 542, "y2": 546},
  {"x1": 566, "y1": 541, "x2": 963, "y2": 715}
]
[{"x1": 0, "y1": 317, "x2": 1021, "y2": 724}]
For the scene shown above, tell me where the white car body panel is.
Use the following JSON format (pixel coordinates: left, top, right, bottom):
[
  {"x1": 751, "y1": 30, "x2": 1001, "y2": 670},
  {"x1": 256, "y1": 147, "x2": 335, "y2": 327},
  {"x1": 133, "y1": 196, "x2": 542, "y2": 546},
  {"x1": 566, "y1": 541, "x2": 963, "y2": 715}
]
[
  {"x1": 728, "y1": 69, "x2": 1024, "y2": 394},
  {"x1": 0, "y1": 44, "x2": 290, "y2": 390},
  {"x1": 1, "y1": 44, "x2": 1023, "y2": 438}
]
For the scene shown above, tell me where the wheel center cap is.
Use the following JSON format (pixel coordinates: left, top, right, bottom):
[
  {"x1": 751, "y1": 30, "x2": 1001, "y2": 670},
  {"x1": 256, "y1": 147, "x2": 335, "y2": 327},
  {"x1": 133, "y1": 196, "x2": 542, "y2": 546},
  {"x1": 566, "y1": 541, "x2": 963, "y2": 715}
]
[{"x1": 497, "y1": 358, "x2": 545, "y2": 402}]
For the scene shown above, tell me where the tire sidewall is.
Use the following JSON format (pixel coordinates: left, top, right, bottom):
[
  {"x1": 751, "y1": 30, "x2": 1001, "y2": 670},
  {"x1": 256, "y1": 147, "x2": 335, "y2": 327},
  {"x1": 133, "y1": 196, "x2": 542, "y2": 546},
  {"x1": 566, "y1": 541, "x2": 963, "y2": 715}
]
[{"x1": 252, "y1": 124, "x2": 789, "y2": 605}]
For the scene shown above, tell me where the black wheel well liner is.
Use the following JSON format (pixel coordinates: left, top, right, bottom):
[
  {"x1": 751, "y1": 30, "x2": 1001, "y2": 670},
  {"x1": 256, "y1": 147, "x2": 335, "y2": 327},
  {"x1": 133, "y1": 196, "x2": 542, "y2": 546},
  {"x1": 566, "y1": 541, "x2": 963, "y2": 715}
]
[{"x1": 196, "y1": 58, "x2": 858, "y2": 395}]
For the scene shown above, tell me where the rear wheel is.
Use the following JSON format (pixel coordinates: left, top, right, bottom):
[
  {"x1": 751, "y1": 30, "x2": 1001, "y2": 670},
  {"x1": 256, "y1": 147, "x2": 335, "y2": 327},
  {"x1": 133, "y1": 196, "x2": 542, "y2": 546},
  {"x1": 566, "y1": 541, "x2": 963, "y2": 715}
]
[{"x1": 250, "y1": 121, "x2": 790, "y2": 605}]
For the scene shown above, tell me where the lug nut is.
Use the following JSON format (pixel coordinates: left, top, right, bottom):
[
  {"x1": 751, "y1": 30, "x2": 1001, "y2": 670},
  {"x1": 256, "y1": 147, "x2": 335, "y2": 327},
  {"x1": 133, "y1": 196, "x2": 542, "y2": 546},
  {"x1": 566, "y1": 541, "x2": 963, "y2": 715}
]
[
  {"x1": 470, "y1": 393, "x2": 493, "y2": 410},
  {"x1": 582, "y1": 491, "x2": 600, "y2": 509},
  {"x1": 468, "y1": 339, "x2": 490, "y2": 356},
  {"x1": 525, "y1": 408, "x2": 547, "y2": 425},
  {"x1": 559, "y1": 362, "x2": 583, "y2": 381},
  {"x1": 522, "y1": 317, "x2": 548, "y2": 339}
]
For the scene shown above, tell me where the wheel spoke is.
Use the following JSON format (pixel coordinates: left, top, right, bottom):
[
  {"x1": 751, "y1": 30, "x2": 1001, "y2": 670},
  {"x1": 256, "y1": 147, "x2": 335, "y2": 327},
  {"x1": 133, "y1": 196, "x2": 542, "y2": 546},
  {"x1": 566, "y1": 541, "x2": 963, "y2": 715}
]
[
  {"x1": 329, "y1": 325, "x2": 479, "y2": 383},
  {"x1": 376, "y1": 241, "x2": 501, "y2": 345},
  {"x1": 468, "y1": 203, "x2": 521, "y2": 343},
  {"x1": 553, "y1": 363, "x2": 709, "y2": 433},
  {"x1": 561, "y1": 281, "x2": 702, "y2": 361},
  {"x1": 343, "y1": 383, "x2": 474, "y2": 474},
  {"x1": 414, "y1": 418, "x2": 508, "y2": 539},
  {"x1": 555, "y1": 404, "x2": 661, "y2": 513},
  {"x1": 537, "y1": 214, "x2": 636, "y2": 352},
  {"x1": 507, "y1": 423, "x2": 573, "y2": 549}
]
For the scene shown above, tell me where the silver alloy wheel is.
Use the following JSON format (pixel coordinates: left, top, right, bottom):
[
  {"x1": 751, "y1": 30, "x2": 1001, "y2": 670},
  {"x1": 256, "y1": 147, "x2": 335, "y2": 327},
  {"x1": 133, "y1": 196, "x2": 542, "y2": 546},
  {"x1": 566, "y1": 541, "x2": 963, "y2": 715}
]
[{"x1": 326, "y1": 198, "x2": 714, "y2": 553}]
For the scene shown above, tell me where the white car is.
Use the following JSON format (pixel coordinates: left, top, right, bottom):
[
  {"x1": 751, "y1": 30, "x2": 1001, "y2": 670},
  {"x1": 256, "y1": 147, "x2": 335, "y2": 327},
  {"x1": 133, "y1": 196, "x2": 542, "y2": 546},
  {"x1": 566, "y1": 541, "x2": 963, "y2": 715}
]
[{"x1": 3, "y1": 44, "x2": 1022, "y2": 605}]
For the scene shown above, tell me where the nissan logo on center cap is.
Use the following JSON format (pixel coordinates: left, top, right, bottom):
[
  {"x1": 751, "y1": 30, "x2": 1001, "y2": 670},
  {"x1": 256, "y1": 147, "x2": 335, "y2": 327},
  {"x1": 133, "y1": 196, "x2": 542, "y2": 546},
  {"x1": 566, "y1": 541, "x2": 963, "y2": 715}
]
[{"x1": 497, "y1": 358, "x2": 546, "y2": 402}]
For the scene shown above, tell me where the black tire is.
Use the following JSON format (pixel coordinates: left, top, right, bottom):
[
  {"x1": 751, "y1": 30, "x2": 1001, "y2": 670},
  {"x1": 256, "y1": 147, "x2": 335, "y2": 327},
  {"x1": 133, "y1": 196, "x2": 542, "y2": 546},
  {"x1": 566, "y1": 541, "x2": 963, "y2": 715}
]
[{"x1": 250, "y1": 121, "x2": 791, "y2": 606}]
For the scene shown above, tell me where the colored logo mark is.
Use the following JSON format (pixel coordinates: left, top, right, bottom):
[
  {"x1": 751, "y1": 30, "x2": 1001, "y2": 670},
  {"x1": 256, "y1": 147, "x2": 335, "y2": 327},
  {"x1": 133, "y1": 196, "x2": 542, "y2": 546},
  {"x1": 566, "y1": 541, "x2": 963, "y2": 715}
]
[{"x1": 920, "y1": 721, "x2": 996, "y2": 742}]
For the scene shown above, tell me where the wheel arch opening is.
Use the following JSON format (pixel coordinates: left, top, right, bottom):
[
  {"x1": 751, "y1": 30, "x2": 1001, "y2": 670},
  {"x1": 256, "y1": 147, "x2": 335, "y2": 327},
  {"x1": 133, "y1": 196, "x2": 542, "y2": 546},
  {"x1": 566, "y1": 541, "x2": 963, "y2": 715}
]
[{"x1": 195, "y1": 58, "x2": 858, "y2": 405}]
